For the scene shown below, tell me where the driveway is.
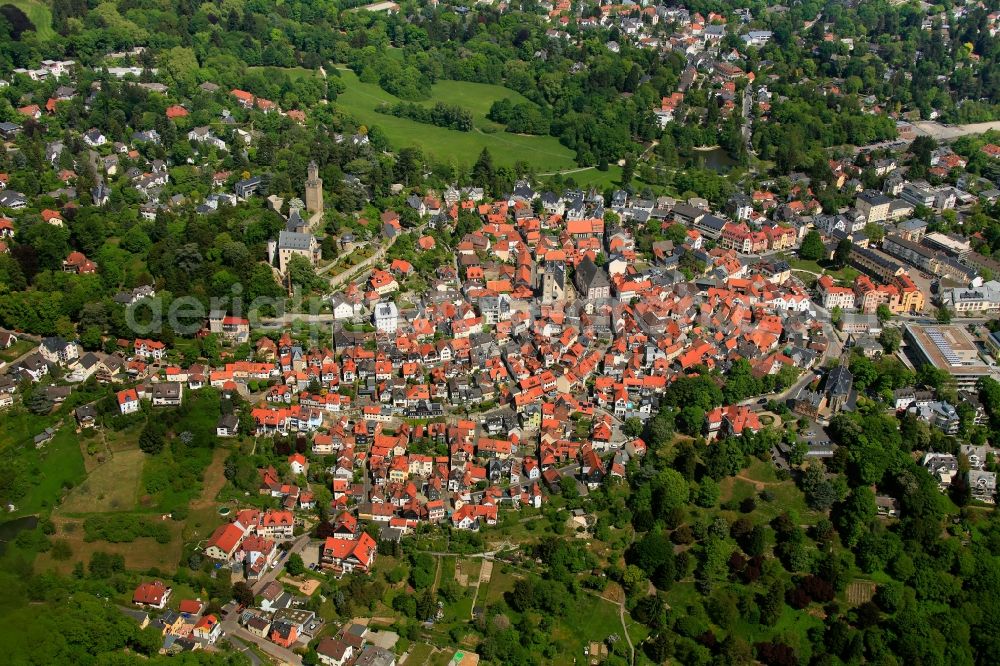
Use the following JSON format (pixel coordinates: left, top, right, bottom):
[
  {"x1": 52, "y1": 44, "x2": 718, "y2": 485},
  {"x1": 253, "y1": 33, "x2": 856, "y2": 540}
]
[{"x1": 251, "y1": 534, "x2": 312, "y2": 595}]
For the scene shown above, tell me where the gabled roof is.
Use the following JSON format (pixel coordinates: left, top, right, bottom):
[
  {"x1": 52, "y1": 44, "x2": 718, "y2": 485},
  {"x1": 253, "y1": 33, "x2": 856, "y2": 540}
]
[
  {"x1": 206, "y1": 522, "x2": 245, "y2": 554},
  {"x1": 133, "y1": 580, "x2": 168, "y2": 605}
]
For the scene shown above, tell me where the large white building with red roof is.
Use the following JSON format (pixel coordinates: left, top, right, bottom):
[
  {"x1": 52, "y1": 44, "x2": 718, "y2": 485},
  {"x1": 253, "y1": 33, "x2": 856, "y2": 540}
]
[{"x1": 321, "y1": 533, "x2": 377, "y2": 573}]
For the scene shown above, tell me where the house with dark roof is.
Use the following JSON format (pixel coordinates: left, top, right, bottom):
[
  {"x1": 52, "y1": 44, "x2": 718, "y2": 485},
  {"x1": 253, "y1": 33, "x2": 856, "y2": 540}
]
[
  {"x1": 573, "y1": 257, "x2": 610, "y2": 300},
  {"x1": 151, "y1": 382, "x2": 183, "y2": 407},
  {"x1": 317, "y1": 637, "x2": 354, "y2": 666},
  {"x1": 825, "y1": 364, "x2": 854, "y2": 413},
  {"x1": 694, "y1": 214, "x2": 728, "y2": 239},
  {"x1": 234, "y1": 175, "x2": 264, "y2": 199},
  {"x1": 268, "y1": 230, "x2": 320, "y2": 274}
]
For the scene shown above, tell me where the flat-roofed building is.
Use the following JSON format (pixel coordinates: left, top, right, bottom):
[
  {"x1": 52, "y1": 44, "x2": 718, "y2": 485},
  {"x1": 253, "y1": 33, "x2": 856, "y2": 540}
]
[
  {"x1": 922, "y1": 232, "x2": 971, "y2": 258},
  {"x1": 904, "y1": 323, "x2": 1000, "y2": 390}
]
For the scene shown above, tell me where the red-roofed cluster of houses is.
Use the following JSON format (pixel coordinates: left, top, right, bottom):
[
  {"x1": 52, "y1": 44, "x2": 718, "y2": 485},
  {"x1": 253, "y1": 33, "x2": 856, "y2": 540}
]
[{"x1": 203, "y1": 508, "x2": 294, "y2": 579}]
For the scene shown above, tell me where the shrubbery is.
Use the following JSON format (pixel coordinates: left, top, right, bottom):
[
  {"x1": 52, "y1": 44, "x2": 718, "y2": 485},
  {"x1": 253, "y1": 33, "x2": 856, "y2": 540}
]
[
  {"x1": 83, "y1": 514, "x2": 171, "y2": 544},
  {"x1": 379, "y1": 101, "x2": 473, "y2": 131},
  {"x1": 488, "y1": 98, "x2": 551, "y2": 135}
]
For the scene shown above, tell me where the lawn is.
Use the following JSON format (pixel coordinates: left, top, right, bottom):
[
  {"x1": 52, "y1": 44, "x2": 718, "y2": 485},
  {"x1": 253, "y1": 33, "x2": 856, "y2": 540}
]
[
  {"x1": 0, "y1": 339, "x2": 35, "y2": 364},
  {"x1": 332, "y1": 68, "x2": 578, "y2": 171},
  {"x1": 718, "y1": 459, "x2": 825, "y2": 525},
  {"x1": 482, "y1": 565, "x2": 517, "y2": 605},
  {"x1": 247, "y1": 65, "x2": 319, "y2": 83},
  {"x1": 783, "y1": 255, "x2": 860, "y2": 285},
  {"x1": 0, "y1": 409, "x2": 57, "y2": 451},
  {"x1": 4, "y1": 421, "x2": 87, "y2": 517},
  {"x1": 401, "y1": 642, "x2": 435, "y2": 665},
  {"x1": 103, "y1": 424, "x2": 145, "y2": 453},
  {"x1": 437, "y1": 555, "x2": 456, "y2": 588},
  {"x1": 59, "y1": 449, "x2": 144, "y2": 513},
  {"x1": 428, "y1": 80, "x2": 536, "y2": 127},
  {"x1": 2, "y1": 0, "x2": 55, "y2": 40},
  {"x1": 444, "y1": 594, "x2": 474, "y2": 623},
  {"x1": 565, "y1": 165, "x2": 625, "y2": 189},
  {"x1": 551, "y1": 593, "x2": 630, "y2": 661}
]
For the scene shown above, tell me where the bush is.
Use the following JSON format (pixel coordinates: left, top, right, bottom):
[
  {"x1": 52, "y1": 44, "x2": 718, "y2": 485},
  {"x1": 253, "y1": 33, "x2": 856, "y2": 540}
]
[
  {"x1": 83, "y1": 514, "x2": 171, "y2": 543},
  {"x1": 51, "y1": 540, "x2": 73, "y2": 560},
  {"x1": 379, "y1": 101, "x2": 473, "y2": 131}
]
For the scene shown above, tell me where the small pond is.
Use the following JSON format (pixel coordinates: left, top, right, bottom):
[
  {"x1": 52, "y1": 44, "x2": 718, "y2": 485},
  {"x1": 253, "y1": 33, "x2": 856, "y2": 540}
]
[
  {"x1": 0, "y1": 515, "x2": 39, "y2": 555},
  {"x1": 691, "y1": 146, "x2": 738, "y2": 172}
]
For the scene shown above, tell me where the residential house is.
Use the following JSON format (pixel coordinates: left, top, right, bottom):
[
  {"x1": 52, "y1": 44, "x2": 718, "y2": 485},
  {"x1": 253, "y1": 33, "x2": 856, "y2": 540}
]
[
  {"x1": 117, "y1": 388, "x2": 140, "y2": 414},
  {"x1": 193, "y1": 615, "x2": 222, "y2": 644},
  {"x1": 133, "y1": 581, "x2": 171, "y2": 609},
  {"x1": 40, "y1": 337, "x2": 79, "y2": 365},
  {"x1": 321, "y1": 533, "x2": 377, "y2": 573},
  {"x1": 151, "y1": 382, "x2": 183, "y2": 407},
  {"x1": 317, "y1": 638, "x2": 354, "y2": 666}
]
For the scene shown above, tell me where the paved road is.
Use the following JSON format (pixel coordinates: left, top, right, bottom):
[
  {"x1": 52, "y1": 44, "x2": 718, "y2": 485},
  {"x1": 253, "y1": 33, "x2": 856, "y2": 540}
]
[
  {"x1": 736, "y1": 320, "x2": 843, "y2": 408},
  {"x1": 322, "y1": 220, "x2": 429, "y2": 286}
]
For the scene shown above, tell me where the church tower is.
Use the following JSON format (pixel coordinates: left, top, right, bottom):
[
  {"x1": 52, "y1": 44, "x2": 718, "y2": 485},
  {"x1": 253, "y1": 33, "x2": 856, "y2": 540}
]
[{"x1": 305, "y1": 160, "x2": 323, "y2": 215}]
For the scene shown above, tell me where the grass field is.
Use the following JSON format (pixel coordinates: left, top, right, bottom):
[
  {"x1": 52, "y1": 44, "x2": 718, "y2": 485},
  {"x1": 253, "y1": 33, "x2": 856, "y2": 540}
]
[
  {"x1": 482, "y1": 565, "x2": 517, "y2": 605},
  {"x1": 0, "y1": 339, "x2": 35, "y2": 364},
  {"x1": 332, "y1": 68, "x2": 578, "y2": 171},
  {"x1": 181, "y1": 446, "x2": 228, "y2": 543},
  {"x1": 718, "y1": 459, "x2": 825, "y2": 525},
  {"x1": 401, "y1": 642, "x2": 435, "y2": 665},
  {"x1": 562, "y1": 164, "x2": 625, "y2": 190},
  {"x1": 103, "y1": 425, "x2": 145, "y2": 452},
  {"x1": 37, "y1": 515, "x2": 185, "y2": 573},
  {"x1": 455, "y1": 557, "x2": 481, "y2": 586},
  {"x1": 247, "y1": 65, "x2": 318, "y2": 83},
  {"x1": 2, "y1": 0, "x2": 55, "y2": 40},
  {"x1": 60, "y1": 449, "x2": 144, "y2": 513},
  {"x1": 4, "y1": 421, "x2": 87, "y2": 517},
  {"x1": 38, "y1": 444, "x2": 228, "y2": 573},
  {"x1": 551, "y1": 593, "x2": 631, "y2": 660}
]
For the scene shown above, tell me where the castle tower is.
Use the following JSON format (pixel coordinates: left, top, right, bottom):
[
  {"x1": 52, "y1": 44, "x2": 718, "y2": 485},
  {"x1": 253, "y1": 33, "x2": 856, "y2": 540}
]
[{"x1": 305, "y1": 160, "x2": 323, "y2": 215}]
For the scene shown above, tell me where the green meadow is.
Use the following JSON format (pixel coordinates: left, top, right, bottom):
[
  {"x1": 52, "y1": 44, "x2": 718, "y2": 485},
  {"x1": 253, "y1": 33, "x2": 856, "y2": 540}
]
[
  {"x1": 3, "y1": 0, "x2": 56, "y2": 40},
  {"x1": 332, "y1": 68, "x2": 579, "y2": 171}
]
